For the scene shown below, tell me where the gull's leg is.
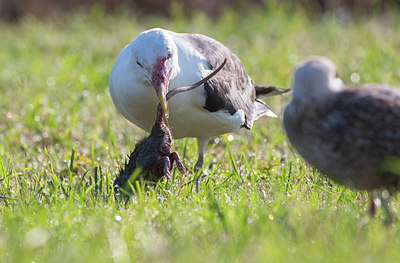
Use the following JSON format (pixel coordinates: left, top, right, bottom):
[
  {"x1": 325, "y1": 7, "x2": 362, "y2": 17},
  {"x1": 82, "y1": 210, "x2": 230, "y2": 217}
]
[
  {"x1": 195, "y1": 138, "x2": 208, "y2": 193},
  {"x1": 380, "y1": 190, "x2": 393, "y2": 225}
]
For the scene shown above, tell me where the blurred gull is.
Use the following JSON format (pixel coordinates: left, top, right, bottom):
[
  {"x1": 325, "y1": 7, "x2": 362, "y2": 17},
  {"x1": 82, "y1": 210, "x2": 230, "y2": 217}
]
[{"x1": 284, "y1": 57, "x2": 400, "y2": 218}]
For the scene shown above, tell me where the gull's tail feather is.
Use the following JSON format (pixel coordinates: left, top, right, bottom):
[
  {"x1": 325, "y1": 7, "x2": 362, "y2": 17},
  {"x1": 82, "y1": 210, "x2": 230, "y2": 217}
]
[
  {"x1": 255, "y1": 85, "x2": 291, "y2": 98},
  {"x1": 254, "y1": 98, "x2": 277, "y2": 120}
]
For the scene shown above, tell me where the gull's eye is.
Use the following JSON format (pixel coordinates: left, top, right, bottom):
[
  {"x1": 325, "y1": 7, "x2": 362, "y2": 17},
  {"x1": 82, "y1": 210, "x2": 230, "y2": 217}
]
[
  {"x1": 166, "y1": 53, "x2": 171, "y2": 59},
  {"x1": 136, "y1": 61, "x2": 143, "y2": 67}
]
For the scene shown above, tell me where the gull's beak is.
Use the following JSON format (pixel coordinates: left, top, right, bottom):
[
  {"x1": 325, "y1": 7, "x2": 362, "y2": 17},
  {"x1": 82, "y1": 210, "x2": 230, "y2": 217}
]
[{"x1": 158, "y1": 89, "x2": 168, "y2": 117}]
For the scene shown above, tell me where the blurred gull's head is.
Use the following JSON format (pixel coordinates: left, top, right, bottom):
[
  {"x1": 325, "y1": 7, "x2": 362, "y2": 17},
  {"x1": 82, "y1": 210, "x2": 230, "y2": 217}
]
[{"x1": 292, "y1": 57, "x2": 344, "y2": 104}]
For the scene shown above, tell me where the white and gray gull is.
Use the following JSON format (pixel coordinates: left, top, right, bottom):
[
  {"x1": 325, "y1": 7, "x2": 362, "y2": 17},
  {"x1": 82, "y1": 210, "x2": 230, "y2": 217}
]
[
  {"x1": 109, "y1": 28, "x2": 289, "y2": 176},
  {"x1": 284, "y1": 57, "x2": 400, "y2": 192}
]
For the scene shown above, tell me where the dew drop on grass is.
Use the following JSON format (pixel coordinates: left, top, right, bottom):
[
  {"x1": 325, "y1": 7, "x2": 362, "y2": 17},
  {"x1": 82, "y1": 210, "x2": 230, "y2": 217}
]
[
  {"x1": 268, "y1": 214, "x2": 274, "y2": 220},
  {"x1": 382, "y1": 190, "x2": 390, "y2": 199},
  {"x1": 114, "y1": 214, "x2": 122, "y2": 222},
  {"x1": 350, "y1": 72, "x2": 360, "y2": 83}
]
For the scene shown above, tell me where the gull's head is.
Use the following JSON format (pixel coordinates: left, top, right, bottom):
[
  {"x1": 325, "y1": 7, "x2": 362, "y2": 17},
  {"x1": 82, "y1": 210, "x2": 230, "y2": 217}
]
[
  {"x1": 131, "y1": 28, "x2": 179, "y2": 117},
  {"x1": 292, "y1": 57, "x2": 344, "y2": 104}
]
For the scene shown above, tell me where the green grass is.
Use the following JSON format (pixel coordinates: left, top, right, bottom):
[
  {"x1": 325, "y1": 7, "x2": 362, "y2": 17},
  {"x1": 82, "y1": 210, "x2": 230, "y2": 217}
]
[{"x1": 1, "y1": 5, "x2": 400, "y2": 263}]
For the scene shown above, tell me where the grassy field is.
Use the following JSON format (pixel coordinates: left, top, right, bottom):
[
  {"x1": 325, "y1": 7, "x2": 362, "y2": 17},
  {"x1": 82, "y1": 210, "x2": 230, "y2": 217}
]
[{"x1": 1, "y1": 5, "x2": 400, "y2": 262}]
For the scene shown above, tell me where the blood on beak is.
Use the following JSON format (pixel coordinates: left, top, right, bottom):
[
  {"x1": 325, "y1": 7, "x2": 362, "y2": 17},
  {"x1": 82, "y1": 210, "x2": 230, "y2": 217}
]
[{"x1": 152, "y1": 57, "x2": 171, "y2": 118}]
